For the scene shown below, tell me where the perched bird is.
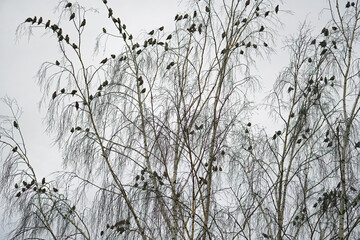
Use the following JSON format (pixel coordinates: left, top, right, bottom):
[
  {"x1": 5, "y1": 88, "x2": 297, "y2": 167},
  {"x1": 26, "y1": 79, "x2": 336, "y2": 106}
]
[
  {"x1": 75, "y1": 126, "x2": 82, "y2": 131},
  {"x1": 288, "y1": 86, "x2": 294, "y2": 93},
  {"x1": 80, "y1": 19, "x2": 86, "y2": 28},
  {"x1": 264, "y1": 42, "x2": 268, "y2": 47},
  {"x1": 332, "y1": 26, "x2": 337, "y2": 31},
  {"x1": 259, "y1": 26, "x2": 265, "y2": 32},
  {"x1": 12, "y1": 146, "x2": 18, "y2": 152},
  {"x1": 245, "y1": 0, "x2": 250, "y2": 6},
  {"x1": 111, "y1": 54, "x2": 116, "y2": 59},
  {"x1": 100, "y1": 58, "x2": 108, "y2": 64},
  {"x1": 71, "y1": 90, "x2": 77, "y2": 95},
  {"x1": 15, "y1": 183, "x2": 19, "y2": 188},
  {"x1": 45, "y1": 20, "x2": 50, "y2": 28},
  {"x1": 166, "y1": 34, "x2": 172, "y2": 40},
  {"x1": 183, "y1": 13, "x2": 189, "y2": 19},
  {"x1": 222, "y1": 32, "x2": 226, "y2": 39},
  {"x1": 52, "y1": 91, "x2": 57, "y2": 99},
  {"x1": 65, "y1": 2, "x2": 72, "y2": 8},
  {"x1": 141, "y1": 88, "x2": 146, "y2": 93},
  {"x1": 319, "y1": 40, "x2": 327, "y2": 47},
  {"x1": 247, "y1": 122, "x2": 251, "y2": 127},
  {"x1": 193, "y1": 10, "x2": 197, "y2": 18},
  {"x1": 65, "y1": 35, "x2": 70, "y2": 43},
  {"x1": 56, "y1": 60, "x2": 60, "y2": 65},
  {"x1": 25, "y1": 17, "x2": 33, "y2": 23},
  {"x1": 320, "y1": 49, "x2": 327, "y2": 55},
  {"x1": 70, "y1": 127, "x2": 75, "y2": 133},
  {"x1": 16, "y1": 192, "x2": 21, "y2": 197},
  {"x1": 148, "y1": 30, "x2": 154, "y2": 35},
  {"x1": 38, "y1": 17, "x2": 43, "y2": 25},
  {"x1": 60, "y1": 88, "x2": 65, "y2": 93},
  {"x1": 108, "y1": 8, "x2": 113, "y2": 18},
  {"x1": 70, "y1": 13, "x2": 75, "y2": 21},
  {"x1": 265, "y1": 11, "x2": 270, "y2": 17},
  {"x1": 275, "y1": 5, "x2": 279, "y2": 14},
  {"x1": 102, "y1": 27, "x2": 107, "y2": 33},
  {"x1": 205, "y1": 6, "x2": 210, "y2": 13},
  {"x1": 53, "y1": 187, "x2": 58, "y2": 192},
  {"x1": 102, "y1": 80, "x2": 109, "y2": 86},
  {"x1": 159, "y1": 26, "x2": 164, "y2": 31},
  {"x1": 13, "y1": 120, "x2": 19, "y2": 128},
  {"x1": 72, "y1": 43, "x2": 78, "y2": 49},
  {"x1": 346, "y1": 1, "x2": 351, "y2": 8},
  {"x1": 32, "y1": 16, "x2": 37, "y2": 24},
  {"x1": 42, "y1": 177, "x2": 46, "y2": 184}
]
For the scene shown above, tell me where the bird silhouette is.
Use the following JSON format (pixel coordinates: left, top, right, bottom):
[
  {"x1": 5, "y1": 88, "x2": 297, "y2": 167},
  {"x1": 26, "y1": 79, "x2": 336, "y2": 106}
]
[
  {"x1": 25, "y1": 17, "x2": 33, "y2": 23},
  {"x1": 205, "y1": 6, "x2": 210, "y2": 12},
  {"x1": 166, "y1": 34, "x2": 172, "y2": 40},
  {"x1": 71, "y1": 90, "x2": 77, "y2": 95},
  {"x1": 52, "y1": 91, "x2": 57, "y2": 99},
  {"x1": 108, "y1": 8, "x2": 113, "y2": 18},
  {"x1": 61, "y1": 88, "x2": 65, "y2": 93},
  {"x1": 141, "y1": 88, "x2": 146, "y2": 93},
  {"x1": 259, "y1": 26, "x2": 265, "y2": 32},
  {"x1": 65, "y1": 2, "x2": 72, "y2": 8},
  {"x1": 159, "y1": 26, "x2": 164, "y2": 31},
  {"x1": 148, "y1": 30, "x2": 154, "y2": 35},
  {"x1": 38, "y1": 17, "x2": 43, "y2": 25},
  {"x1": 100, "y1": 58, "x2": 108, "y2": 64},
  {"x1": 56, "y1": 60, "x2": 60, "y2": 65},
  {"x1": 70, "y1": 13, "x2": 75, "y2": 21},
  {"x1": 65, "y1": 35, "x2": 70, "y2": 43},
  {"x1": 13, "y1": 120, "x2": 19, "y2": 128},
  {"x1": 72, "y1": 43, "x2": 78, "y2": 49},
  {"x1": 80, "y1": 19, "x2": 86, "y2": 28},
  {"x1": 193, "y1": 10, "x2": 197, "y2": 18},
  {"x1": 245, "y1": 0, "x2": 250, "y2": 6},
  {"x1": 102, "y1": 27, "x2": 107, "y2": 33},
  {"x1": 265, "y1": 11, "x2": 270, "y2": 17},
  {"x1": 275, "y1": 5, "x2": 279, "y2": 14},
  {"x1": 32, "y1": 16, "x2": 37, "y2": 24},
  {"x1": 346, "y1": 1, "x2": 350, "y2": 8}
]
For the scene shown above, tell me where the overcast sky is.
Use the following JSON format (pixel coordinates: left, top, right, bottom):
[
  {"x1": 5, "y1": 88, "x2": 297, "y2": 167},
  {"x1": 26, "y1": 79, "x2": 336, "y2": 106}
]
[{"x1": 0, "y1": 0, "x2": 328, "y2": 237}]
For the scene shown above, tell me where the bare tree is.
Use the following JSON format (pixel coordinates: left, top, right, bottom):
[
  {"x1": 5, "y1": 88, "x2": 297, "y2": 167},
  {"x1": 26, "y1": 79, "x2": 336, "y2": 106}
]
[{"x1": 3, "y1": 0, "x2": 360, "y2": 240}]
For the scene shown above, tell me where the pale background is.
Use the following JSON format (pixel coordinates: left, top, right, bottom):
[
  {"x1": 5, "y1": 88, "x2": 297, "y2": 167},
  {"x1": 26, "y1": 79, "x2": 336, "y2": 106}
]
[{"x1": 0, "y1": 0, "x2": 326, "y2": 238}]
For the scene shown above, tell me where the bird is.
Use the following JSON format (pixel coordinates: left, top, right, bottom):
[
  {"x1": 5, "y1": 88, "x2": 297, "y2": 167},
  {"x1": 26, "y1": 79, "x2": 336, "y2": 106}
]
[
  {"x1": 38, "y1": 17, "x2": 43, "y2": 25},
  {"x1": 45, "y1": 20, "x2": 50, "y2": 28},
  {"x1": 346, "y1": 1, "x2": 351, "y2": 8},
  {"x1": 102, "y1": 80, "x2": 109, "y2": 86},
  {"x1": 184, "y1": 13, "x2": 189, "y2": 19},
  {"x1": 102, "y1": 27, "x2": 107, "y2": 33},
  {"x1": 53, "y1": 187, "x2": 58, "y2": 192},
  {"x1": 264, "y1": 42, "x2": 268, "y2": 47},
  {"x1": 288, "y1": 87, "x2": 294, "y2": 93},
  {"x1": 12, "y1": 146, "x2": 18, "y2": 152},
  {"x1": 60, "y1": 88, "x2": 65, "y2": 93},
  {"x1": 52, "y1": 91, "x2": 57, "y2": 99},
  {"x1": 159, "y1": 26, "x2": 164, "y2": 31},
  {"x1": 72, "y1": 43, "x2": 78, "y2": 49},
  {"x1": 56, "y1": 60, "x2": 60, "y2": 65},
  {"x1": 320, "y1": 49, "x2": 327, "y2": 55},
  {"x1": 32, "y1": 16, "x2": 37, "y2": 24},
  {"x1": 265, "y1": 11, "x2": 270, "y2": 17},
  {"x1": 71, "y1": 90, "x2": 77, "y2": 96},
  {"x1": 308, "y1": 58, "x2": 312, "y2": 63},
  {"x1": 111, "y1": 54, "x2": 116, "y2": 59},
  {"x1": 319, "y1": 40, "x2": 327, "y2": 47},
  {"x1": 13, "y1": 120, "x2": 19, "y2": 128},
  {"x1": 148, "y1": 30, "x2": 154, "y2": 35},
  {"x1": 65, "y1": 35, "x2": 70, "y2": 43},
  {"x1": 108, "y1": 8, "x2": 113, "y2": 18},
  {"x1": 65, "y1": 2, "x2": 72, "y2": 8},
  {"x1": 275, "y1": 5, "x2": 279, "y2": 14},
  {"x1": 166, "y1": 34, "x2": 172, "y2": 40},
  {"x1": 205, "y1": 6, "x2": 210, "y2": 13},
  {"x1": 247, "y1": 122, "x2": 251, "y2": 127},
  {"x1": 100, "y1": 58, "x2": 108, "y2": 64},
  {"x1": 222, "y1": 32, "x2": 226, "y2": 39},
  {"x1": 16, "y1": 192, "x2": 21, "y2": 197},
  {"x1": 193, "y1": 10, "x2": 197, "y2": 18},
  {"x1": 80, "y1": 19, "x2": 86, "y2": 28},
  {"x1": 42, "y1": 177, "x2": 46, "y2": 184},
  {"x1": 70, "y1": 13, "x2": 75, "y2": 21},
  {"x1": 25, "y1": 17, "x2": 33, "y2": 23},
  {"x1": 259, "y1": 26, "x2": 265, "y2": 32},
  {"x1": 245, "y1": 0, "x2": 250, "y2": 6},
  {"x1": 141, "y1": 88, "x2": 146, "y2": 93}
]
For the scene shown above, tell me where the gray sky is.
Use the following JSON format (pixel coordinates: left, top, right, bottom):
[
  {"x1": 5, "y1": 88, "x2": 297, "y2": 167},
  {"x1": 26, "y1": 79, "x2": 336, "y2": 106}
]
[{"x1": 0, "y1": 0, "x2": 327, "y2": 237}]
